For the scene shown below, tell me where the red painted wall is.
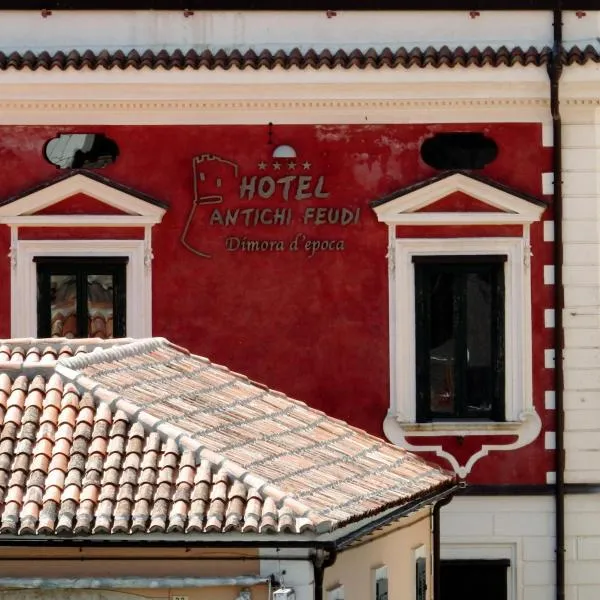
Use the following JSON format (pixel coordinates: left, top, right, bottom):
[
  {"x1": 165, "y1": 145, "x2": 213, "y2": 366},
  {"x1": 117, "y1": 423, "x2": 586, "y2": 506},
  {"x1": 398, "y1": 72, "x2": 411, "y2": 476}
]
[{"x1": 0, "y1": 123, "x2": 554, "y2": 484}]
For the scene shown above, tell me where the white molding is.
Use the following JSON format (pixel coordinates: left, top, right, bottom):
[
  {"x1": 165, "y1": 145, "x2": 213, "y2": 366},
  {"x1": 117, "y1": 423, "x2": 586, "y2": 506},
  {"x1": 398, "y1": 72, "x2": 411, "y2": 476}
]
[
  {"x1": 11, "y1": 239, "x2": 151, "y2": 339},
  {"x1": 0, "y1": 216, "x2": 161, "y2": 227},
  {"x1": 0, "y1": 173, "x2": 166, "y2": 221},
  {"x1": 372, "y1": 173, "x2": 545, "y2": 226},
  {"x1": 383, "y1": 237, "x2": 541, "y2": 478},
  {"x1": 0, "y1": 95, "x2": 551, "y2": 126}
]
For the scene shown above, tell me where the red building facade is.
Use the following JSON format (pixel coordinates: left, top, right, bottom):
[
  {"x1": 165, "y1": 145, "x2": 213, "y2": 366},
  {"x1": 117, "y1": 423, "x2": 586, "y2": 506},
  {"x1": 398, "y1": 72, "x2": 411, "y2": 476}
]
[{"x1": 0, "y1": 122, "x2": 553, "y2": 486}]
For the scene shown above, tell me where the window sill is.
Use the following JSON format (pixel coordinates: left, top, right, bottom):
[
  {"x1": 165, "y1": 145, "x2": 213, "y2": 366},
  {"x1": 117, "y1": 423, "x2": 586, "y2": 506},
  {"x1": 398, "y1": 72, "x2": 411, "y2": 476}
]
[
  {"x1": 383, "y1": 410, "x2": 541, "y2": 478},
  {"x1": 400, "y1": 420, "x2": 526, "y2": 436}
]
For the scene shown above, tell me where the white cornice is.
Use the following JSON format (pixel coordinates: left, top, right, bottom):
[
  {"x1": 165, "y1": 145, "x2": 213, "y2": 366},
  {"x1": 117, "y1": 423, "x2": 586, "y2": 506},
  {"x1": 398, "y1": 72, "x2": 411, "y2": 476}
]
[{"x1": 0, "y1": 97, "x2": 552, "y2": 125}]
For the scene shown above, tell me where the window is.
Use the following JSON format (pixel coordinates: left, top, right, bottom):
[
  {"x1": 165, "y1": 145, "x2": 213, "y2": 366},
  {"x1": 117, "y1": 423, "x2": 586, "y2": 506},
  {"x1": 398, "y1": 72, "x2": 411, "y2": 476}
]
[
  {"x1": 371, "y1": 172, "x2": 544, "y2": 476},
  {"x1": 373, "y1": 566, "x2": 388, "y2": 600},
  {"x1": 415, "y1": 557, "x2": 426, "y2": 600},
  {"x1": 36, "y1": 257, "x2": 127, "y2": 339},
  {"x1": 414, "y1": 257, "x2": 505, "y2": 422},
  {"x1": 440, "y1": 559, "x2": 508, "y2": 600}
]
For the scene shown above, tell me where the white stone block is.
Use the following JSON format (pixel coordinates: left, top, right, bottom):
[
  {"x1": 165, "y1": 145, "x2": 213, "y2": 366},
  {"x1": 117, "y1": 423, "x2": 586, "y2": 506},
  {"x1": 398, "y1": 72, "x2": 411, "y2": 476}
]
[
  {"x1": 564, "y1": 348, "x2": 600, "y2": 370},
  {"x1": 542, "y1": 172, "x2": 554, "y2": 195},
  {"x1": 545, "y1": 349, "x2": 555, "y2": 369},
  {"x1": 563, "y1": 196, "x2": 600, "y2": 220},
  {"x1": 563, "y1": 147, "x2": 600, "y2": 171},
  {"x1": 564, "y1": 245, "x2": 600, "y2": 267},
  {"x1": 563, "y1": 220, "x2": 600, "y2": 243},
  {"x1": 564, "y1": 328, "x2": 600, "y2": 347},
  {"x1": 565, "y1": 471, "x2": 600, "y2": 484},
  {"x1": 522, "y1": 585, "x2": 556, "y2": 600},
  {"x1": 564, "y1": 390, "x2": 600, "y2": 411},
  {"x1": 523, "y1": 561, "x2": 555, "y2": 586},
  {"x1": 493, "y1": 512, "x2": 553, "y2": 536},
  {"x1": 564, "y1": 286, "x2": 600, "y2": 307},
  {"x1": 577, "y1": 538, "x2": 600, "y2": 561},
  {"x1": 567, "y1": 495, "x2": 600, "y2": 513},
  {"x1": 563, "y1": 310, "x2": 600, "y2": 329},
  {"x1": 545, "y1": 309, "x2": 555, "y2": 328},
  {"x1": 440, "y1": 513, "x2": 494, "y2": 537},
  {"x1": 544, "y1": 265, "x2": 555, "y2": 285},
  {"x1": 566, "y1": 560, "x2": 600, "y2": 585},
  {"x1": 565, "y1": 410, "x2": 600, "y2": 431},
  {"x1": 566, "y1": 451, "x2": 600, "y2": 472},
  {"x1": 546, "y1": 471, "x2": 556, "y2": 484},
  {"x1": 543, "y1": 220, "x2": 555, "y2": 242},
  {"x1": 545, "y1": 390, "x2": 556, "y2": 410},
  {"x1": 523, "y1": 537, "x2": 557, "y2": 562},
  {"x1": 564, "y1": 431, "x2": 600, "y2": 451},
  {"x1": 564, "y1": 266, "x2": 600, "y2": 286},
  {"x1": 566, "y1": 513, "x2": 600, "y2": 537},
  {"x1": 563, "y1": 173, "x2": 600, "y2": 196},
  {"x1": 545, "y1": 431, "x2": 556, "y2": 450},
  {"x1": 562, "y1": 124, "x2": 600, "y2": 148},
  {"x1": 577, "y1": 584, "x2": 600, "y2": 600},
  {"x1": 564, "y1": 369, "x2": 600, "y2": 391}
]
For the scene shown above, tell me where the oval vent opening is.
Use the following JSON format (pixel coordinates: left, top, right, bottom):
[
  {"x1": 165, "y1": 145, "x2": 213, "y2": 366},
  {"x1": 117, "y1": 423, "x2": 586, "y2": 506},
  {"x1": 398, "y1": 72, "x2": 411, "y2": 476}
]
[
  {"x1": 44, "y1": 133, "x2": 119, "y2": 169},
  {"x1": 420, "y1": 132, "x2": 498, "y2": 170}
]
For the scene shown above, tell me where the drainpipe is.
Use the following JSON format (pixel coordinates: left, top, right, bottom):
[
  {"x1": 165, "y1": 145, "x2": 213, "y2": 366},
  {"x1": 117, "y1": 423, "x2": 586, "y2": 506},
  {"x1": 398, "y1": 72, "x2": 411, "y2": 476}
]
[
  {"x1": 312, "y1": 547, "x2": 338, "y2": 600},
  {"x1": 432, "y1": 493, "x2": 454, "y2": 600},
  {"x1": 549, "y1": 5, "x2": 565, "y2": 600}
]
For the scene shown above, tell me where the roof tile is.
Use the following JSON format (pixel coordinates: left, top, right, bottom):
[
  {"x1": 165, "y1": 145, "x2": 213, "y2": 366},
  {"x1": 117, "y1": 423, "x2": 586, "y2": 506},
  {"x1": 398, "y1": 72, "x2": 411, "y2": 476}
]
[{"x1": 0, "y1": 337, "x2": 454, "y2": 536}]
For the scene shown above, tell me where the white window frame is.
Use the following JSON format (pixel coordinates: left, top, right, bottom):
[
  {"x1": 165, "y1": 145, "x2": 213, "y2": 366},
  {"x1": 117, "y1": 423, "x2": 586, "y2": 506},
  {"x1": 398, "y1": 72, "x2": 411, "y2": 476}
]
[
  {"x1": 372, "y1": 566, "x2": 388, "y2": 600},
  {"x1": 11, "y1": 238, "x2": 151, "y2": 339},
  {"x1": 383, "y1": 234, "x2": 542, "y2": 477},
  {"x1": 393, "y1": 236, "x2": 528, "y2": 425},
  {"x1": 371, "y1": 172, "x2": 546, "y2": 478}
]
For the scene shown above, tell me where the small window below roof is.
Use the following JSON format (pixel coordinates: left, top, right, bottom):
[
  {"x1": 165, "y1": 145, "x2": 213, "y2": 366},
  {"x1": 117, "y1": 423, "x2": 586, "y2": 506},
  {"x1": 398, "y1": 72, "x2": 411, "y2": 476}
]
[
  {"x1": 35, "y1": 257, "x2": 127, "y2": 339},
  {"x1": 44, "y1": 133, "x2": 119, "y2": 169},
  {"x1": 420, "y1": 133, "x2": 498, "y2": 170}
]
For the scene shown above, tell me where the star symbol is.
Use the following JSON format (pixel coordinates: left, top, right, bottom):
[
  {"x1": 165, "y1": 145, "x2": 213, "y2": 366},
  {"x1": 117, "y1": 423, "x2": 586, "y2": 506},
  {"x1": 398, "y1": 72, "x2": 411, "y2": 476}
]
[
  {"x1": 273, "y1": 161, "x2": 282, "y2": 170},
  {"x1": 288, "y1": 161, "x2": 296, "y2": 170},
  {"x1": 258, "y1": 161, "x2": 267, "y2": 170},
  {"x1": 302, "y1": 161, "x2": 311, "y2": 170}
]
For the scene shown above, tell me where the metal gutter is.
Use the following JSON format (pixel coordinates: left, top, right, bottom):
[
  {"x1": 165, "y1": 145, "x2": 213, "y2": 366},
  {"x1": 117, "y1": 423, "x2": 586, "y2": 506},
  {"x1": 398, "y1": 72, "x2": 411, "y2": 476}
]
[
  {"x1": 0, "y1": 576, "x2": 271, "y2": 589},
  {"x1": 549, "y1": 5, "x2": 565, "y2": 600},
  {"x1": 333, "y1": 485, "x2": 458, "y2": 550}
]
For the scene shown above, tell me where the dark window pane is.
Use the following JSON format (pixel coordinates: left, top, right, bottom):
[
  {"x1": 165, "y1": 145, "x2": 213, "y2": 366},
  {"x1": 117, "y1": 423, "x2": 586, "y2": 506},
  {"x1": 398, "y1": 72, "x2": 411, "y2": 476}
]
[
  {"x1": 429, "y1": 272, "x2": 456, "y2": 415},
  {"x1": 465, "y1": 271, "x2": 493, "y2": 414},
  {"x1": 87, "y1": 274, "x2": 115, "y2": 339},
  {"x1": 50, "y1": 274, "x2": 77, "y2": 338},
  {"x1": 415, "y1": 257, "x2": 505, "y2": 421},
  {"x1": 36, "y1": 258, "x2": 127, "y2": 339}
]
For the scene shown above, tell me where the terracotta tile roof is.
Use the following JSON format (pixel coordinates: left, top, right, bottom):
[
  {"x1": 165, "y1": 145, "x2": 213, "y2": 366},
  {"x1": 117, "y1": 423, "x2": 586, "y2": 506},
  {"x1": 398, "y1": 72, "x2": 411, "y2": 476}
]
[
  {"x1": 0, "y1": 338, "x2": 454, "y2": 537},
  {"x1": 0, "y1": 45, "x2": 577, "y2": 71},
  {"x1": 1, "y1": 45, "x2": 599, "y2": 71}
]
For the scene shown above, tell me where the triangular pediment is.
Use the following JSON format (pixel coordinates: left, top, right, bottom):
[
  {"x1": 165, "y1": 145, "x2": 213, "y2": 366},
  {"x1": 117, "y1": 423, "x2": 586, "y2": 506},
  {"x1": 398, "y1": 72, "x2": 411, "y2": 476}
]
[
  {"x1": 371, "y1": 172, "x2": 546, "y2": 225},
  {"x1": 0, "y1": 170, "x2": 168, "y2": 226}
]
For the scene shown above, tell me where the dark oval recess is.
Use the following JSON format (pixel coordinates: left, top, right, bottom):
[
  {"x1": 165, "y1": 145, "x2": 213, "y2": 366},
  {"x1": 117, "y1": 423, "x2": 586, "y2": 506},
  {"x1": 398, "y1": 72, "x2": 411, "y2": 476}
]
[
  {"x1": 44, "y1": 133, "x2": 119, "y2": 169},
  {"x1": 420, "y1": 132, "x2": 498, "y2": 170}
]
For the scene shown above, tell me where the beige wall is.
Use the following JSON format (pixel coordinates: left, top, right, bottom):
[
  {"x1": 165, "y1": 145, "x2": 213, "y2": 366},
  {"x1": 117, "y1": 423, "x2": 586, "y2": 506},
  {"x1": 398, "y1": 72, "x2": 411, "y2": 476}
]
[{"x1": 323, "y1": 507, "x2": 432, "y2": 600}]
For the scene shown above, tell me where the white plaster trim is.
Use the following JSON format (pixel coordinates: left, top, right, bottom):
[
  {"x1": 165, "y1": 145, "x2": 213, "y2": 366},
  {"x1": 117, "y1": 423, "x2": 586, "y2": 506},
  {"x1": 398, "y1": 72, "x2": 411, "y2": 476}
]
[
  {"x1": 372, "y1": 173, "x2": 545, "y2": 225},
  {"x1": 11, "y1": 239, "x2": 151, "y2": 339},
  {"x1": 0, "y1": 173, "x2": 166, "y2": 220},
  {"x1": 383, "y1": 237, "x2": 541, "y2": 478},
  {"x1": 0, "y1": 96, "x2": 551, "y2": 126},
  {"x1": 441, "y1": 541, "x2": 517, "y2": 600},
  {"x1": 0, "y1": 216, "x2": 161, "y2": 227}
]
